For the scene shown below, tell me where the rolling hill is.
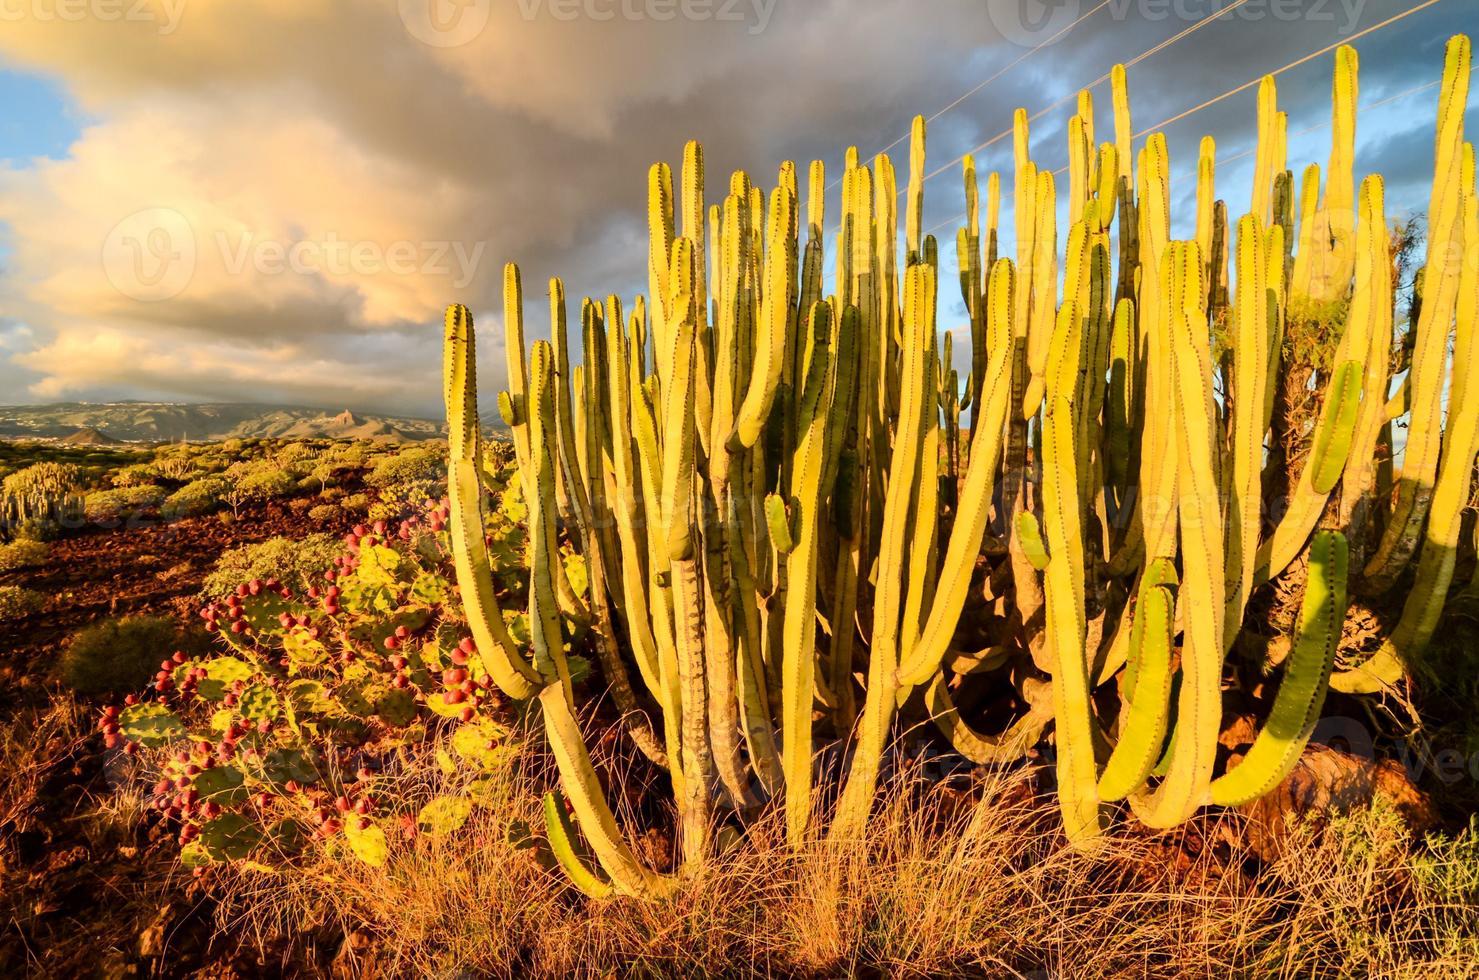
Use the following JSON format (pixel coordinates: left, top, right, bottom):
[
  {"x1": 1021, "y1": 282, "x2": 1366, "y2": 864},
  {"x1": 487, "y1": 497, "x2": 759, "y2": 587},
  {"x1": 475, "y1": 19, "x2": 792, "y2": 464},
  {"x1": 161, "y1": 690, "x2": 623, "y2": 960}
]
[{"x1": 0, "y1": 402, "x2": 445, "y2": 444}]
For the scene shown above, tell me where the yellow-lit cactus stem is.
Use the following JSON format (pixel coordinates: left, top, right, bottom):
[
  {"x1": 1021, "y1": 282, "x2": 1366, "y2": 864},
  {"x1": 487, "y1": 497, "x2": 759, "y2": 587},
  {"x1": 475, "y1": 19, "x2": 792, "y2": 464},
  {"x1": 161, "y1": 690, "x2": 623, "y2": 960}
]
[
  {"x1": 779, "y1": 301, "x2": 852, "y2": 847},
  {"x1": 1333, "y1": 146, "x2": 1479, "y2": 694},
  {"x1": 1211, "y1": 531, "x2": 1348, "y2": 806},
  {"x1": 1130, "y1": 242, "x2": 1224, "y2": 832},
  {"x1": 442, "y1": 304, "x2": 542, "y2": 701},
  {"x1": 1362, "y1": 35, "x2": 1471, "y2": 593}
]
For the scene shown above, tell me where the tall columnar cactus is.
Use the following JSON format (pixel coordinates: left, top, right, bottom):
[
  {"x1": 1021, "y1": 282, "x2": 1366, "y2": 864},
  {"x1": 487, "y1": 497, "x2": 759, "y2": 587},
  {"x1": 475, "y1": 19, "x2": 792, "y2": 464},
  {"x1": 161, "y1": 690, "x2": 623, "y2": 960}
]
[{"x1": 434, "y1": 36, "x2": 1478, "y2": 892}]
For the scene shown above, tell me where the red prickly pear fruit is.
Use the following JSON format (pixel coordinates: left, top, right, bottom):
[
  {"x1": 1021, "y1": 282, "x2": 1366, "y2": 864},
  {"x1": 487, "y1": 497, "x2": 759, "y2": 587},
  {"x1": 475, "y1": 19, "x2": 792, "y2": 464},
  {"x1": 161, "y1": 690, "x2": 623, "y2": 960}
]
[
  {"x1": 394, "y1": 625, "x2": 409, "y2": 639},
  {"x1": 172, "y1": 651, "x2": 187, "y2": 664},
  {"x1": 372, "y1": 520, "x2": 387, "y2": 535},
  {"x1": 458, "y1": 707, "x2": 475, "y2": 722},
  {"x1": 156, "y1": 677, "x2": 174, "y2": 693},
  {"x1": 103, "y1": 733, "x2": 121, "y2": 749},
  {"x1": 450, "y1": 648, "x2": 468, "y2": 666},
  {"x1": 124, "y1": 694, "x2": 138, "y2": 705},
  {"x1": 231, "y1": 621, "x2": 247, "y2": 634},
  {"x1": 335, "y1": 795, "x2": 351, "y2": 812},
  {"x1": 384, "y1": 636, "x2": 399, "y2": 651}
]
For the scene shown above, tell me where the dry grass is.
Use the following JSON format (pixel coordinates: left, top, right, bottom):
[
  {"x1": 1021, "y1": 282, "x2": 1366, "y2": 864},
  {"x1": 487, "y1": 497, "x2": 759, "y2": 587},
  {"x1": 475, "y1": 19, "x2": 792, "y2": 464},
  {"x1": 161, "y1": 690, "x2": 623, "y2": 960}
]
[{"x1": 202, "y1": 715, "x2": 1479, "y2": 979}]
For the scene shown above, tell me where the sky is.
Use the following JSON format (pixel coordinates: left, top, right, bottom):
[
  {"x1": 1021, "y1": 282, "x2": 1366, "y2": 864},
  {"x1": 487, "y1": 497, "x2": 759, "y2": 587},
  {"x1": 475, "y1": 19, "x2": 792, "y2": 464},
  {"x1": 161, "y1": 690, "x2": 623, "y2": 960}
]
[{"x1": 0, "y1": 0, "x2": 1473, "y2": 419}]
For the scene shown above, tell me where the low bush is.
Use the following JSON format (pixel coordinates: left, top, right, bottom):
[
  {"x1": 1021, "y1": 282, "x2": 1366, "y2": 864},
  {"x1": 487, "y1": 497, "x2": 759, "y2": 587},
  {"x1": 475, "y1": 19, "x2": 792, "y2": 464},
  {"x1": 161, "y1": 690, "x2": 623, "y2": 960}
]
[
  {"x1": 201, "y1": 534, "x2": 344, "y2": 601},
  {"x1": 0, "y1": 584, "x2": 44, "y2": 620},
  {"x1": 365, "y1": 447, "x2": 443, "y2": 492},
  {"x1": 309, "y1": 503, "x2": 344, "y2": 523},
  {"x1": 84, "y1": 485, "x2": 167, "y2": 523},
  {"x1": 163, "y1": 477, "x2": 229, "y2": 518},
  {"x1": 0, "y1": 538, "x2": 47, "y2": 573},
  {"x1": 237, "y1": 470, "x2": 298, "y2": 504},
  {"x1": 59, "y1": 615, "x2": 192, "y2": 695},
  {"x1": 341, "y1": 493, "x2": 371, "y2": 513},
  {"x1": 111, "y1": 463, "x2": 160, "y2": 488}
]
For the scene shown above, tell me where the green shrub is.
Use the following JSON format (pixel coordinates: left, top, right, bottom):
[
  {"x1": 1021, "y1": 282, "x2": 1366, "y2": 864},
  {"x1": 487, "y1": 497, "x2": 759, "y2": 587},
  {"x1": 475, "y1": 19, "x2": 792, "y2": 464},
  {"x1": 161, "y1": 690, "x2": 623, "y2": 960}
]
[
  {"x1": 201, "y1": 534, "x2": 343, "y2": 600},
  {"x1": 84, "y1": 485, "x2": 167, "y2": 523},
  {"x1": 0, "y1": 585, "x2": 44, "y2": 620},
  {"x1": 308, "y1": 503, "x2": 344, "y2": 523},
  {"x1": 320, "y1": 487, "x2": 347, "y2": 502},
  {"x1": 0, "y1": 539, "x2": 47, "y2": 573},
  {"x1": 111, "y1": 463, "x2": 160, "y2": 488},
  {"x1": 238, "y1": 469, "x2": 298, "y2": 503},
  {"x1": 341, "y1": 493, "x2": 371, "y2": 513},
  {"x1": 164, "y1": 477, "x2": 229, "y2": 518},
  {"x1": 288, "y1": 498, "x2": 313, "y2": 515},
  {"x1": 59, "y1": 615, "x2": 190, "y2": 694},
  {"x1": 365, "y1": 447, "x2": 444, "y2": 491}
]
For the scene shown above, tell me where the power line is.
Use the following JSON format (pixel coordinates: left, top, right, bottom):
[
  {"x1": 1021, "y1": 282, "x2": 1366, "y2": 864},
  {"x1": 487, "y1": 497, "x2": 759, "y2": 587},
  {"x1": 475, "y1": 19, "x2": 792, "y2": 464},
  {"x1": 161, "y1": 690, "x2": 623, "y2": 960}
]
[
  {"x1": 920, "y1": 0, "x2": 1258, "y2": 188},
  {"x1": 828, "y1": 0, "x2": 1116, "y2": 190},
  {"x1": 1133, "y1": 0, "x2": 1446, "y2": 137},
  {"x1": 920, "y1": 0, "x2": 1452, "y2": 238}
]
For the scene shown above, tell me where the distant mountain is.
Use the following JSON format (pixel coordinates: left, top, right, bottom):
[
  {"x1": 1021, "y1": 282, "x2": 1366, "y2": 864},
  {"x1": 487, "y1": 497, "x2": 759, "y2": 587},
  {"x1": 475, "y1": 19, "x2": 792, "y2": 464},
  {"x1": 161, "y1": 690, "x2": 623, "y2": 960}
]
[
  {"x1": 0, "y1": 402, "x2": 445, "y2": 444},
  {"x1": 60, "y1": 426, "x2": 124, "y2": 446}
]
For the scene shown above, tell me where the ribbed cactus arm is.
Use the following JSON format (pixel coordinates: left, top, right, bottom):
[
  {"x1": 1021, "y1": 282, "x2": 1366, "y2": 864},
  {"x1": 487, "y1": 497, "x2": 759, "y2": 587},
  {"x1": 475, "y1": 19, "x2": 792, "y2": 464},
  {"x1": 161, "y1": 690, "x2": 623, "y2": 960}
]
[
  {"x1": 1097, "y1": 562, "x2": 1177, "y2": 802},
  {"x1": 1333, "y1": 174, "x2": 1479, "y2": 694},
  {"x1": 1130, "y1": 243, "x2": 1224, "y2": 830},
  {"x1": 1258, "y1": 177, "x2": 1389, "y2": 585},
  {"x1": 443, "y1": 304, "x2": 542, "y2": 701},
  {"x1": 542, "y1": 791, "x2": 615, "y2": 899},
  {"x1": 730, "y1": 186, "x2": 795, "y2": 450},
  {"x1": 539, "y1": 685, "x2": 676, "y2": 898},
  {"x1": 500, "y1": 264, "x2": 533, "y2": 481},
  {"x1": 897, "y1": 259, "x2": 1015, "y2": 688},
  {"x1": 1363, "y1": 35, "x2": 1471, "y2": 591},
  {"x1": 829, "y1": 263, "x2": 935, "y2": 842},
  {"x1": 1212, "y1": 532, "x2": 1347, "y2": 805},
  {"x1": 779, "y1": 302, "x2": 841, "y2": 847},
  {"x1": 924, "y1": 671, "x2": 1052, "y2": 764},
  {"x1": 1224, "y1": 216, "x2": 1269, "y2": 649}
]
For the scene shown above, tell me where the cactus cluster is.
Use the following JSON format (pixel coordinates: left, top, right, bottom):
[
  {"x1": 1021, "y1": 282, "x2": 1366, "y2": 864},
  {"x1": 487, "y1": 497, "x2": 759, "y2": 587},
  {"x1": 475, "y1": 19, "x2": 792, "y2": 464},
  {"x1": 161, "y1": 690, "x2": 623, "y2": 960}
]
[{"x1": 444, "y1": 37, "x2": 1478, "y2": 887}]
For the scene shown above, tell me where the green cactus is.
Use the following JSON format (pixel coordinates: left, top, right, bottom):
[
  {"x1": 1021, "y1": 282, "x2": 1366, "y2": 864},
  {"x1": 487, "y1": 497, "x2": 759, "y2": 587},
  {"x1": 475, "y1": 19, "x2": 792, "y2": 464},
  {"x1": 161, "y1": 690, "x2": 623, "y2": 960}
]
[{"x1": 427, "y1": 36, "x2": 1479, "y2": 893}]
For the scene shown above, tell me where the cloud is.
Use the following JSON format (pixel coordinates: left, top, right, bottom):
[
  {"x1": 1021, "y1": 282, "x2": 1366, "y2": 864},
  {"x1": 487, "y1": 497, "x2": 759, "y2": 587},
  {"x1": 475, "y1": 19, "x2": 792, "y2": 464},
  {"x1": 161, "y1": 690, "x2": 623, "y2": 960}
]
[{"x1": 0, "y1": 0, "x2": 1469, "y2": 415}]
